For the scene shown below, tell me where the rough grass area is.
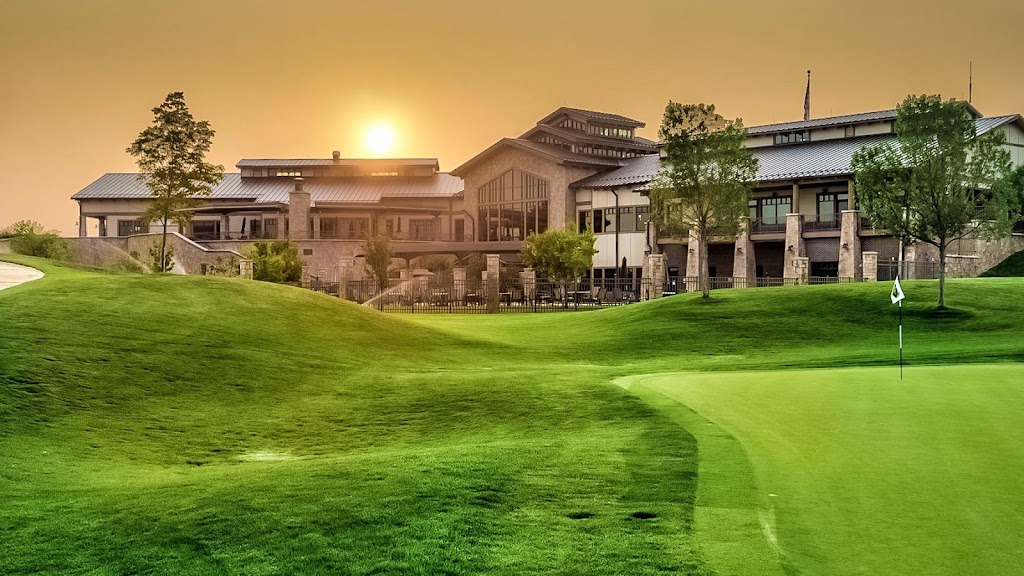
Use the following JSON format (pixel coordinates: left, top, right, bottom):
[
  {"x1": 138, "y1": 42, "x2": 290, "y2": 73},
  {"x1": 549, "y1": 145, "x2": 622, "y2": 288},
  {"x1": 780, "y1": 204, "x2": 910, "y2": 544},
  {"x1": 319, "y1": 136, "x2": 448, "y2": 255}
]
[
  {"x1": 4, "y1": 254, "x2": 1024, "y2": 575},
  {"x1": 981, "y1": 249, "x2": 1024, "y2": 277}
]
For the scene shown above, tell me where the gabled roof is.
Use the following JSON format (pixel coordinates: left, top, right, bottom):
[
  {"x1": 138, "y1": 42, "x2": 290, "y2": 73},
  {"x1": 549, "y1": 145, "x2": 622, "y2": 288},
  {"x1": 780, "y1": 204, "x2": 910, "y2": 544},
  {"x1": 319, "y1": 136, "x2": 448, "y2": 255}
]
[
  {"x1": 236, "y1": 158, "x2": 440, "y2": 169},
  {"x1": 519, "y1": 124, "x2": 660, "y2": 150},
  {"x1": 72, "y1": 172, "x2": 463, "y2": 204},
  {"x1": 451, "y1": 138, "x2": 625, "y2": 177},
  {"x1": 572, "y1": 154, "x2": 661, "y2": 189},
  {"x1": 536, "y1": 107, "x2": 645, "y2": 128}
]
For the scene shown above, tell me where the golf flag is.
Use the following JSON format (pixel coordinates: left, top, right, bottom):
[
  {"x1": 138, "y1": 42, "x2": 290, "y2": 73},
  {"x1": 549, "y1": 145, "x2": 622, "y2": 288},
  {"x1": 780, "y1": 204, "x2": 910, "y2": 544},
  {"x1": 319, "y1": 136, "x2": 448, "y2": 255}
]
[{"x1": 890, "y1": 276, "x2": 906, "y2": 304}]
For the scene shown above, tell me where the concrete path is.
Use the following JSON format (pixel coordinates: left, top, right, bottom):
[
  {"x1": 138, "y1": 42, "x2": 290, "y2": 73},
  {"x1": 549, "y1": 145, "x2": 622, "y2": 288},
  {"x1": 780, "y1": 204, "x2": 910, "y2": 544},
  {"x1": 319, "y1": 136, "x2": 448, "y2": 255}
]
[{"x1": 0, "y1": 262, "x2": 44, "y2": 290}]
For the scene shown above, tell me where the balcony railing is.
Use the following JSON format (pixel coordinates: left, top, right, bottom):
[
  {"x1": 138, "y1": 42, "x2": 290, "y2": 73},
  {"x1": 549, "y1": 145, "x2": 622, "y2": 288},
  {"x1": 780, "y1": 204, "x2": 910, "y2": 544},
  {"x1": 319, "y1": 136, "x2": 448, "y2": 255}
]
[
  {"x1": 749, "y1": 218, "x2": 786, "y2": 234},
  {"x1": 803, "y1": 213, "x2": 841, "y2": 232}
]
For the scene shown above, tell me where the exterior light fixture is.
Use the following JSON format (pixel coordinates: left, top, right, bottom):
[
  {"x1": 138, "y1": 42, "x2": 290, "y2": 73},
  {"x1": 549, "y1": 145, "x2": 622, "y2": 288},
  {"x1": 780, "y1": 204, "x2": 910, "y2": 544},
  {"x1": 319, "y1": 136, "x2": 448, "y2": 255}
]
[{"x1": 787, "y1": 244, "x2": 794, "y2": 252}]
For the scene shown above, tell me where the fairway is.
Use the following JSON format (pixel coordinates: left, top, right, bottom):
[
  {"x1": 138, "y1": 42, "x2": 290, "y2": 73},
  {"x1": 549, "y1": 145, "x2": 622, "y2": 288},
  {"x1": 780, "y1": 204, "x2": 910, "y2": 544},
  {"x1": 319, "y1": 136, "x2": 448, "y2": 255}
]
[{"x1": 636, "y1": 365, "x2": 1024, "y2": 575}]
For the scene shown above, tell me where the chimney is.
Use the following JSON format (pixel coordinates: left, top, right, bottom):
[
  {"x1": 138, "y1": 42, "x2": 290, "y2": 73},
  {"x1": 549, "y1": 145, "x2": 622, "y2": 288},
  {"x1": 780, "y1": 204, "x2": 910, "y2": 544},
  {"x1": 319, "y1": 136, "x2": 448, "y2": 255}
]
[
  {"x1": 332, "y1": 150, "x2": 341, "y2": 163},
  {"x1": 288, "y1": 177, "x2": 310, "y2": 240}
]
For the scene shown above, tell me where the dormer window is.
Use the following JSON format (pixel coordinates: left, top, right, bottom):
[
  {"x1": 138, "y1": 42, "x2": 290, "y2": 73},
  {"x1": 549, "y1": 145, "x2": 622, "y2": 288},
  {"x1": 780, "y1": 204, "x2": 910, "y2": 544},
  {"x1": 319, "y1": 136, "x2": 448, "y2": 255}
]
[
  {"x1": 276, "y1": 170, "x2": 301, "y2": 177},
  {"x1": 774, "y1": 131, "x2": 809, "y2": 145},
  {"x1": 369, "y1": 171, "x2": 399, "y2": 177}
]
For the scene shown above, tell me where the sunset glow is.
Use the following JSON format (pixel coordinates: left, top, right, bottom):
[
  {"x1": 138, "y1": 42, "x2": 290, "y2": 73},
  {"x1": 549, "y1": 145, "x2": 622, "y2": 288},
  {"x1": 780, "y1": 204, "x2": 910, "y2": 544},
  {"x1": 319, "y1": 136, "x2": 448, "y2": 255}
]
[{"x1": 365, "y1": 125, "x2": 395, "y2": 156}]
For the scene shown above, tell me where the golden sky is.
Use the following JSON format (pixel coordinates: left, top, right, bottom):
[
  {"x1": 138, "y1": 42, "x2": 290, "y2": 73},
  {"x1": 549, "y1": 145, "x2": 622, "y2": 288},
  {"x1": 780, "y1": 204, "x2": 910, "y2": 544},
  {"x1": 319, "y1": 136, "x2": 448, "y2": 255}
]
[{"x1": 2, "y1": 0, "x2": 1022, "y2": 234}]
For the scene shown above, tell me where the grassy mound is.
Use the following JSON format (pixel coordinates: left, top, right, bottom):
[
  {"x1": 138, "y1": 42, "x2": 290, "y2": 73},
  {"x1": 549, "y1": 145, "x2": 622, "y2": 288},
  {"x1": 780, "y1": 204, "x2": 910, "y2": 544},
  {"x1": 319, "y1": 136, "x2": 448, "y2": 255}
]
[
  {"x1": 981, "y1": 249, "x2": 1024, "y2": 277},
  {"x1": 0, "y1": 256, "x2": 708, "y2": 575}
]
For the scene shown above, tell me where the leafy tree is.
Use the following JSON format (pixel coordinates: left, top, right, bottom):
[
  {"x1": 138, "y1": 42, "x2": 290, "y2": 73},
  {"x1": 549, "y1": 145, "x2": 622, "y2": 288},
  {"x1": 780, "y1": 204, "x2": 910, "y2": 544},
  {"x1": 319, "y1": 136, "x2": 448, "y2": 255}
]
[
  {"x1": 2, "y1": 220, "x2": 69, "y2": 260},
  {"x1": 521, "y1": 228, "x2": 597, "y2": 304},
  {"x1": 363, "y1": 233, "x2": 394, "y2": 294},
  {"x1": 245, "y1": 241, "x2": 302, "y2": 283},
  {"x1": 852, "y1": 95, "x2": 1023, "y2": 308},
  {"x1": 649, "y1": 102, "x2": 758, "y2": 298},
  {"x1": 127, "y1": 92, "x2": 223, "y2": 272}
]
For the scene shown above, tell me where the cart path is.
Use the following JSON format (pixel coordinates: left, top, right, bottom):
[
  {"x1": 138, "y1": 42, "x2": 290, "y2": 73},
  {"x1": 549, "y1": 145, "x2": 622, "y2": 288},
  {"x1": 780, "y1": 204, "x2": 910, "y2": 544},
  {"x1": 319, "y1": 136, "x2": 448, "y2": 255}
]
[{"x1": 0, "y1": 261, "x2": 44, "y2": 290}]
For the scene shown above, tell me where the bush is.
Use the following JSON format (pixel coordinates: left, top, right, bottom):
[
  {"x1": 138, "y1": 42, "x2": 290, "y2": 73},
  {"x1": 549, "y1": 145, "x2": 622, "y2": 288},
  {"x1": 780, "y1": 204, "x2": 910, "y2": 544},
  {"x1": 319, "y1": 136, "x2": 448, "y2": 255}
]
[
  {"x1": 2, "y1": 220, "x2": 70, "y2": 260},
  {"x1": 245, "y1": 241, "x2": 303, "y2": 283},
  {"x1": 207, "y1": 255, "x2": 241, "y2": 277},
  {"x1": 111, "y1": 257, "x2": 145, "y2": 273}
]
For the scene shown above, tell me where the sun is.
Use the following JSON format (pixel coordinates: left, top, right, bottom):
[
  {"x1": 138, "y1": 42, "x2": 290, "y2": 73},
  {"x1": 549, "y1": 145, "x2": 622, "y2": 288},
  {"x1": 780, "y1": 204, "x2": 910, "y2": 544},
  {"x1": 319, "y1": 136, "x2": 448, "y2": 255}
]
[{"x1": 365, "y1": 124, "x2": 395, "y2": 156}]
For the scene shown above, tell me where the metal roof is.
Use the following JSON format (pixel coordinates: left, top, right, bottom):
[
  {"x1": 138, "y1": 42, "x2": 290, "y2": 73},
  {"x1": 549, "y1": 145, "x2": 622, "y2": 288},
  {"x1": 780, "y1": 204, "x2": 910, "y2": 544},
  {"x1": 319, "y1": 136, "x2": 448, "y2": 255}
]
[
  {"x1": 572, "y1": 154, "x2": 661, "y2": 188},
  {"x1": 747, "y1": 110, "x2": 898, "y2": 135},
  {"x1": 236, "y1": 158, "x2": 440, "y2": 168},
  {"x1": 536, "y1": 107, "x2": 645, "y2": 128},
  {"x1": 72, "y1": 172, "x2": 463, "y2": 203},
  {"x1": 519, "y1": 124, "x2": 658, "y2": 150}
]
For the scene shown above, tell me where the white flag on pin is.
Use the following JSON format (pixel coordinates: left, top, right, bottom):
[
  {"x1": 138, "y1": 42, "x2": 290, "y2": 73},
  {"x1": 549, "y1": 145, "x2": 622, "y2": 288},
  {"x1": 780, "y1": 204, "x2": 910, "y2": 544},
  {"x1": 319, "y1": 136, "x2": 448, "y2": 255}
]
[{"x1": 890, "y1": 276, "x2": 906, "y2": 304}]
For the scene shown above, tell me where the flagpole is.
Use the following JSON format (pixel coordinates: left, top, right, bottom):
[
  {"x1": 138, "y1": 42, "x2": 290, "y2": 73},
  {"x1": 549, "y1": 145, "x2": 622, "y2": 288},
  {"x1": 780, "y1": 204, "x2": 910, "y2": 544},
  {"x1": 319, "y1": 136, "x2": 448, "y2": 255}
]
[{"x1": 899, "y1": 300, "x2": 903, "y2": 381}]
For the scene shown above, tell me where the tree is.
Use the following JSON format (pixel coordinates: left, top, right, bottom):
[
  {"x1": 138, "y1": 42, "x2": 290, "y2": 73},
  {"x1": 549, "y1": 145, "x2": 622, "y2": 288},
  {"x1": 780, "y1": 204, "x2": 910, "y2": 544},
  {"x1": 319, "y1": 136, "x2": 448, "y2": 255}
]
[
  {"x1": 649, "y1": 102, "x2": 758, "y2": 298},
  {"x1": 521, "y1": 228, "x2": 597, "y2": 305},
  {"x1": 127, "y1": 92, "x2": 223, "y2": 272},
  {"x1": 245, "y1": 241, "x2": 302, "y2": 283},
  {"x1": 363, "y1": 233, "x2": 394, "y2": 295},
  {"x1": 852, "y1": 95, "x2": 1023, "y2": 308}
]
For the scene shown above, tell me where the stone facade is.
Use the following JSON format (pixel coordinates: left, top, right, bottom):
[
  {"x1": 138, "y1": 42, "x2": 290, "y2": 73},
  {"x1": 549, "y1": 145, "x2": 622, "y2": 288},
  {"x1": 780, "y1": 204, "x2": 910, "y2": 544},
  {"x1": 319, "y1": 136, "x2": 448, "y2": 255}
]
[{"x1": 784, "y1": 213, "x2": 806, "y2": 279}]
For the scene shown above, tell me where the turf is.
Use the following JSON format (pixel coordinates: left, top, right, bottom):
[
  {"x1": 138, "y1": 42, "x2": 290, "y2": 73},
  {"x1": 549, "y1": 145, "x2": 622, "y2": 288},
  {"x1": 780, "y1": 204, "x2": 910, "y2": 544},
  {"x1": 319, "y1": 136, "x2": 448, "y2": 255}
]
[
  {"x1": 636, "y1": 366, "x2": 1024, "y2": 575},
  {"x1": 3, "y1": 254, "x2": 1024, "y2": 575},
  {"x1": 981, "y1": 249, "x2": 1024, "y2": 276}
]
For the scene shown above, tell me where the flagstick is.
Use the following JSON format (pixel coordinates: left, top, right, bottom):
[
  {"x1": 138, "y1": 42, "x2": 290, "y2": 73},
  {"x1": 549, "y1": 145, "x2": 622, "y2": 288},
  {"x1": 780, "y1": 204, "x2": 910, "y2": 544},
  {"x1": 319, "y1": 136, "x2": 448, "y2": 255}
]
[{"x1": 899, "y1": 300, "x2": 903, "y2": 381}]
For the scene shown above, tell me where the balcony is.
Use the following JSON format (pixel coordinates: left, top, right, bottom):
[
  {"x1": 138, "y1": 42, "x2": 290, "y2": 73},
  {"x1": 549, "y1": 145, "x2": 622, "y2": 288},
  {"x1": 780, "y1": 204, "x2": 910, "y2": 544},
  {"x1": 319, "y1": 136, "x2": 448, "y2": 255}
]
[
  {"x1": 749, "y1": 218, "x2": 786, "y2": 235},
  {"x1": 804, "y1": 213, "x2": 841, "y2": 232}
]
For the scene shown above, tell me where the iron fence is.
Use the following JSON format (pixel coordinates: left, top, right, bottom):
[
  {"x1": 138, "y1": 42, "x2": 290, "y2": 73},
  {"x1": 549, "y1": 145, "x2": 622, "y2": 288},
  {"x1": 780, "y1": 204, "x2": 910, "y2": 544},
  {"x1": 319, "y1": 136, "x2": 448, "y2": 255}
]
[{"x1": 877, "y1": 260, "x2": 941, "y2": 281}]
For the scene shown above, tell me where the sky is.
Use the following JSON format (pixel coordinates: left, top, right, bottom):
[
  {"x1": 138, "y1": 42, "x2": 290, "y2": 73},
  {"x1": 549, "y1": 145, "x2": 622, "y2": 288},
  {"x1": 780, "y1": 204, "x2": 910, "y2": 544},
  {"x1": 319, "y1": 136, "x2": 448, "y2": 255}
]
[{"x1": 2, "y1": 0, "x2": 1022, "y2": 234}]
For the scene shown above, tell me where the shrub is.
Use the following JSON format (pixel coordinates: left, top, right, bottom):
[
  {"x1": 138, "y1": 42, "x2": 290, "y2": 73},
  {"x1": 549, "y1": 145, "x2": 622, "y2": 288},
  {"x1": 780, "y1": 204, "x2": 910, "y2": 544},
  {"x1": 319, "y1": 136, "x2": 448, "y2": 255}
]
[
  {"x1": 2, "y1": 220, "x2": 70, "y2": 260},
  {"x1": 245, "y1": 241, "x2": 302, "y2": 283},
  {"x1": 111, "y1": 257, "x2": 145, "y2": 273}
]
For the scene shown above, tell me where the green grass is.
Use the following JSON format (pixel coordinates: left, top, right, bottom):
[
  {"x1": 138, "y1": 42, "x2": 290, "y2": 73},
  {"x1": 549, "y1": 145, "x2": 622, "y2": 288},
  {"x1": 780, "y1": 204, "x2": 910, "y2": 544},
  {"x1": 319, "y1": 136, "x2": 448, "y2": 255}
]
[
  {"x1": 981, "y1": 249, "x2": 1024, "y2": 276},
  {"x1": 635, "y1": 366, "x2": 1024, "y2": 575},
  {"x1": 3, "y1": 254, "x2": 1024, "y2": 575}
]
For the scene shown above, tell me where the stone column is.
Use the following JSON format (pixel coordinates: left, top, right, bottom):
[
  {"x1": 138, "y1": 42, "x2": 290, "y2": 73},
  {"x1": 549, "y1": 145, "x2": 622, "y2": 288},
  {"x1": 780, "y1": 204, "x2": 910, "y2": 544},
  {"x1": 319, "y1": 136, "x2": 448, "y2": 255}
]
[
  {"x1": 239, "y1": 259, "x2": 253, "y2": 279},
  {"x1": 792, "y1": 183, "x2": 801, "y2": 214},
  {"x1": 486, "y1": 253, "x2": 500, "y2": 313},
  {"x1": 338, "y1": 257, "x2": 355, "y2": 300},
  {"x1": 288, "y1": 178, "x2": 310, "y2": 240},
  {"x1": 220, "y1": 214, "x2": 230, "y2": 240},
  {"x1": 732, "y1": 220, "x2": 756, "y2": 288},
  {"x1": 784, "y1": 213, "x2": 805, "y2": 281},
  {"x1": 79, "y1": 214, "x2": 87, "y2": 238},
  {"x1": 862, "y1": 251, "x2": 878, "y2": 282},
  {"x1": 312, "y1": 212, "x2": 321, "y2": 240},
  {"x1": 685, "y1": 228, "x2": 700, "y2": 292},
  {"x1": 838, "y1": 210, "x2": 862, "y2": 280},
  {"x1": 300, "y1": 265, "x2": 310, "y2": 285},
  {"x1": 519, "y1": 268, "x2": 536, "y2": 303},
  {"x1": 792, "y1": 256, "x2": 809, "y2": 285},
  {"x1": 453, "y1": 267, "x2": 467, "y2": 302},
  {"x1": 644, "y1": 253, "x2": 666, "y2": 299}
]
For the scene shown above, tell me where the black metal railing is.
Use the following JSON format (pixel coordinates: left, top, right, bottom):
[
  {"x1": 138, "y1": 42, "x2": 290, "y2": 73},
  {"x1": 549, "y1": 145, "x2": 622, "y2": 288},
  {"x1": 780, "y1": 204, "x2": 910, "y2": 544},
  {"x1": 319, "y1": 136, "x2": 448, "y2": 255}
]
[
  {"x1": 877, "y1": 261, "x2": 941, "y2": 281},
  {"x1": 803, "y1": 214, "x2": 841, "y2": 232},
  {"x1": 750, "y1": 218, "x2": 787, "y2": 234}
]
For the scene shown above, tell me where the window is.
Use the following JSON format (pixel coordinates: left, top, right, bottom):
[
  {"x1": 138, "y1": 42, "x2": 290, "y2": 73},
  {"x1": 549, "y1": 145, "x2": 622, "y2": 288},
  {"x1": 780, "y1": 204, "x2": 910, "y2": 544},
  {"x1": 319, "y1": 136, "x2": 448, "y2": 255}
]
[
  {"x1": 636, "y1": 206, "x2": 651, "y2": 230},
  {"x1": 603, "y1": 208, "x2": 617, "y2": 233},
  {"x1": 276, "y1": 170, "x2": 301, "y2": 177},
  {"x1": 370, "y1": 171, "x2": 399, "y2": 177},
  {"x1": 191, "y1": 220, "x2": 219, "y2": 240},
  {"x1": 409, "y1": 219, "x2": 438, "y2": 241},
  {"x1": 618, "y1": 207, "x2": 635, "y2": 232},
  {"x1": 751, "y1": 196, "x2": 792, "y2": 224},
  {"x1": 117, "y1": 220, "x2": 150, "y2": 236},
  {"x1": 477, "y1": 169, "x2": 549, "y2": 242},
  {"x1": 579, "y1": 210, "x2": 593, "y2": 233},
  {"x1": 817, "y1": 192, "x2": 849, "y2": 219},
  {"x1": 773, "y1": 131, "x2": 809, "y2": 145}
]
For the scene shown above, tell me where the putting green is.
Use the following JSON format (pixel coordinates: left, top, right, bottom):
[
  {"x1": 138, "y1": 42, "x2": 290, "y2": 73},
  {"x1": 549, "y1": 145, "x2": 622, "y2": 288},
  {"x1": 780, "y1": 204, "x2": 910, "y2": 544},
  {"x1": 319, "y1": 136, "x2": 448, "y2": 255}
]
[{"x1": 633, "y1": 364, "x2": 1024, "y2": 576}]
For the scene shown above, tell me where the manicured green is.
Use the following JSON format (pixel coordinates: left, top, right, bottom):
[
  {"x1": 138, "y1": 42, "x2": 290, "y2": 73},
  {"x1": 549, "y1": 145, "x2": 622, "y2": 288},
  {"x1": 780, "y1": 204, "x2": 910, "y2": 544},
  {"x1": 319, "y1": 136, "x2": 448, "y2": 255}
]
[
  {"x1": 982, "y1": 249, "x2": 1024, "y2": 276},
  {"x1": 4, "y1": 254, "x2": 1024, "y2": 575},
  {"x1": 635, "y1": 366, "x2": 1024, "y2": 575}
]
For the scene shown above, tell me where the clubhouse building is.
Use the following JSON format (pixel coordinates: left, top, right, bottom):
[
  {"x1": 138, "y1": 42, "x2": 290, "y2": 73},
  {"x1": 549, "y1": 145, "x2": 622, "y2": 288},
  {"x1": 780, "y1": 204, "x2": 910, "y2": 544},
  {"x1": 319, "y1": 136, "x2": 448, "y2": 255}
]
[{"x1": 71, "y1": 104, "x2": 1024, "y2": 284}]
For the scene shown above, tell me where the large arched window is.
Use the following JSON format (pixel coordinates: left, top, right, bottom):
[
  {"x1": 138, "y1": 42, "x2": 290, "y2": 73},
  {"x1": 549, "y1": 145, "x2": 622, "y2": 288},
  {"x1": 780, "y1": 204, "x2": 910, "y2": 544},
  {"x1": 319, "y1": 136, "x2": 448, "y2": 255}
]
[{"x1": 477, "y1": 169, "x2": 548, "y2": 242}]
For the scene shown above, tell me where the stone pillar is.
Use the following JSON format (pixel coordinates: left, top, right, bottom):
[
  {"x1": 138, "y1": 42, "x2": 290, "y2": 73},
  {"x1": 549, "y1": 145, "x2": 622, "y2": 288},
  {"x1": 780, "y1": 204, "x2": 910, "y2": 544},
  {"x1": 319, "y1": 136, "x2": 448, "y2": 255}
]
[
  {"x1": 838, "y1": 210, "x2": 862, "y2": 280},
  {"x1": 519, "y1": 268, "x2": 536, "y2": 303},
  {"x1": 399, "y1": 267, "x2": 411, "y2": 300},
  {"x1": 862, "y1": 251, "x2": 878, "y2": 282},
  {"x1": 732, "y1": 220, "x2": 756, "y2": 288},
  {"x1": 312, "y1": 212, "x2": 321, "y2": 240},
  {"x1": 239, "y1": 259, "x2": 253, "y2": 279},
  {"x1": 792, "y1": 256, "x2": 809, "y2": 285},
  {"x1": 792, "y1": 183, "x2": 801, "y2": 214},
  {"x1": 685, "y1": 228, "x2": 700, "y2": 292},
  {"x1": 644, "y1": 253, "x2": 666, "y2": 299},
  {"x1": 453, "y1": 267, "x2": 467, "y2": 302},
  {"x1": 300, "y1": 265, "x2": 310, "y2": 285},
  {"x1": 288, "y1": 178, "x2": 310, "y2": 240},
  {"x1": 338, "y1": 257, "x2": 355, "y2": 300},
  {"x1": 79, "y1": 214, "x2": 87, "y2": 238},
  {"x1": 220, "y1": 214, "x2": 231, "y2": 240},
  {"x1": 486, "y1": 253, "x2": 500, "y2": 313},
  {"x1": 784, "y1": 213, "x2": 805, "y2": 281}
]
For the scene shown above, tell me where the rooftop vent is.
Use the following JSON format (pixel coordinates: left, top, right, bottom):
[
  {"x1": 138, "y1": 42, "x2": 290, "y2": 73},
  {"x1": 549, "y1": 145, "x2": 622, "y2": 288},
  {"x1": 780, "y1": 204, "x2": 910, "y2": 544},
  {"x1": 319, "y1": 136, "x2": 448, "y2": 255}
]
[{"x1": 332, "y1": 150, "x2": 341, "y2": 163}]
